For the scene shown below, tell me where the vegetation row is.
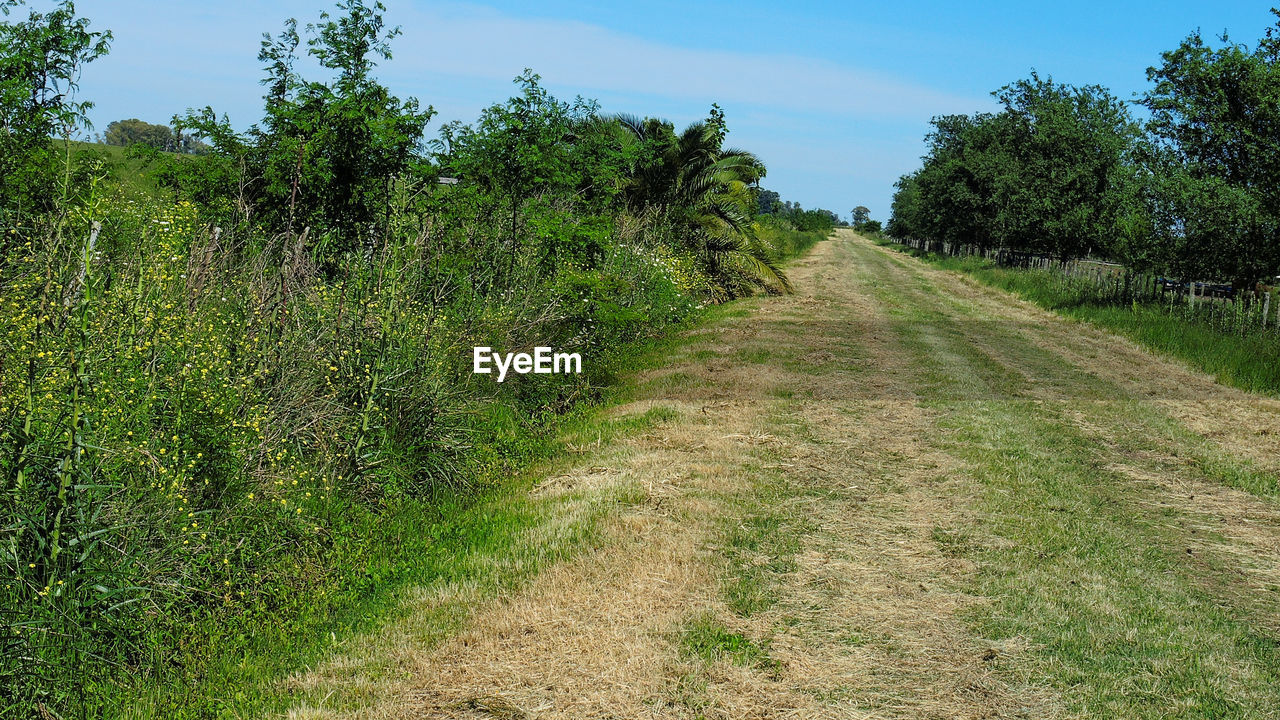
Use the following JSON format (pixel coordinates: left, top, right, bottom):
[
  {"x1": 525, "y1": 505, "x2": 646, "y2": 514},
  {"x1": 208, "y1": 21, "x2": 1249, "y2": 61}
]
[
  {"x1": 0, "y1": 1, "x2": 837, "y2": 715},
  {"x1": 888, "y1": 12, "x2": 1280, "y2": 296}
]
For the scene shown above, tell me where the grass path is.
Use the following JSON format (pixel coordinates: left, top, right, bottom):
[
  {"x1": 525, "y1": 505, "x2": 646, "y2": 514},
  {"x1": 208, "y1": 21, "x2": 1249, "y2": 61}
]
[{"x1": 283, "y1": 231, "x2": 1280, "y2": 719}]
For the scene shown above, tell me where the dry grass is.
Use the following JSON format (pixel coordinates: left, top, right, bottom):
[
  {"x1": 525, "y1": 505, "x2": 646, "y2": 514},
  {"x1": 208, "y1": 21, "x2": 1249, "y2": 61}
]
[
  {"x1": 286, "y1": 232, "x2": 1280, "y2": 719},
  {"x1": 285, "y1": 235, "x2": 1047, "y2": 719},
  {"x1": 919, "y1": 251, "x2": 1280, "y2": 476}
]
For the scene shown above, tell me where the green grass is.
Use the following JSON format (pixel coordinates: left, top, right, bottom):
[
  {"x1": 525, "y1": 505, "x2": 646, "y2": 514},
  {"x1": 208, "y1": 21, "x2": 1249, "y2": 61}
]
[
  {"x1": 121, "y1": 484, "x2": 615, "y2": 716},
  {"x1": 62, "y1": 140, "x2": 166, "y2": 195},
  {"x1": 119, "y1": 232, "x2": 811, "y2": 716},
  {"x1": 941, "y1": 396, "x2": 1280, "y2": 717},
  {"x1": 881, "y1": 239, "x2": 1280, "y2": 396},
  {"x1": 719, "y1": 487, "x2": 806, "y2": 618},
  {"x1": 850, "y1": 238, "x2": 1280, "y2": 717},
  {"x1": 104, "y1": 280, "x2": 766, "y2": 718},
  {"x1": 679, "y1": 612, "x2": 776, "y2": 670}
]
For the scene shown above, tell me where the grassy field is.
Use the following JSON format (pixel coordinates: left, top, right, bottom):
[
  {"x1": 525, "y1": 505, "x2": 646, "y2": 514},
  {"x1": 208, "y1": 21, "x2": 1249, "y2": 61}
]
[
  {"x1": 880, "y1": 239, "x2": 1280, "y2": 397},
  {"x1": 62, "y1": 140, "x2": 166, "y2": 193},
  {"x1": 274, "y1": 231, "x2": 1280, "y2": 719}
]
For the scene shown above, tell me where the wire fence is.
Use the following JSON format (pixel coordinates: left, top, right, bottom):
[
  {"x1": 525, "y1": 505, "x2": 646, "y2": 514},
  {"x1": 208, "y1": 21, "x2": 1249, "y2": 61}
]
[{"x1": 896, "y1": 237, "x2": 1280, "y2": 339}]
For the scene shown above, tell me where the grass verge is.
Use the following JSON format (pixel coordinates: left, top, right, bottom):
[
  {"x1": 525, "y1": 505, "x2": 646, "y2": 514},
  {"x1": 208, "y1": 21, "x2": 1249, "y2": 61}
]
[
  {"x1": 878, "y1": 238, "x2": 1280, "y2": 397},
  {"x1": 858, "y1": 238, "x2": 1280, "y2": 717},
  {"x1": 113, "y1": 300, "x2": 746, "y2": 718}
]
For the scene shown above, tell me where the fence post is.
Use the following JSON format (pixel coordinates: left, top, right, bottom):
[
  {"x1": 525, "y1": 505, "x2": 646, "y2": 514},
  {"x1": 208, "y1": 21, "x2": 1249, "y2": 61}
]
[{"x1": 1265, "y1": 292, "x2": 1272, "y2": 329}]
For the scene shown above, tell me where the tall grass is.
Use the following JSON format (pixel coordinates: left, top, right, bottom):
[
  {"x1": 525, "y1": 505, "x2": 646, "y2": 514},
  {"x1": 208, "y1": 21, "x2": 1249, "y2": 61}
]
[{"x1": 0, "y1": 158, "x2": 824, "y2": 716}]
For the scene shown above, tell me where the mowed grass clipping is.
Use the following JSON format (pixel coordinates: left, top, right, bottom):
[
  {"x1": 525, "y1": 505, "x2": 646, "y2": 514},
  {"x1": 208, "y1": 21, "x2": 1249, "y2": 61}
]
[
  {"x1": 115, "y1": 307, "x2": 732, "y2": 717},
  {"x1": 880, "y1": 240, "x2": 1280, "y2": 397},
  {"x1": 853, "y1": 237, "x2": 1280, "y2": 718}
]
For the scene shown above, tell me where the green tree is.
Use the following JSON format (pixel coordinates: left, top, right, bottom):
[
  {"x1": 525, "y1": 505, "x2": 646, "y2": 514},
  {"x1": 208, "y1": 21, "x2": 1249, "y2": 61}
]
[
  {"x1": 1140, "y1": 12, "x2": 1280, "y2": 287},
  {"x1": 104, "y1": 118, "x2": 207, "y2": 154},
  {"x1": 889, "y1": 74, "x2": 1142, "y2": 262},
  {"x1": 611, "y1": 110, "x2": 788, "y2": 295},
  {"x1": 887, "y1": 171, "x2": 923, "y2": 239},
  {"x1": 993, "y1": 73, "x2": 1141, "y2": 260},
  {"x1": 174, "y1": 0, "x2": 434, "y2": 254},
  {"x1": 898, "y1": 112, "x2": 1009, "y2": 251},
  {"x1": 103, "y1": 118, "x2": 173, "y2": 149},
  {"x1": 441, "y1": 70, "x2": 608, "y2": 260},
  {"x1": 756, "y1": 188, "x2": 781, "y2": 214},
  {"x1": 0, "y1": 0, "x2": 111, "y2": 218},
  {"x1": 852, "y1": 206, "x2": 870, "y2": 226}
]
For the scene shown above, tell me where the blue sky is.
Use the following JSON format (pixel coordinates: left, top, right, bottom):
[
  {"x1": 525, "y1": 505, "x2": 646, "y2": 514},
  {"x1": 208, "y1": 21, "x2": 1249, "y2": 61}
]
[{"x1": 71, "y1": 0, "x2": 1275, "y2": 221}]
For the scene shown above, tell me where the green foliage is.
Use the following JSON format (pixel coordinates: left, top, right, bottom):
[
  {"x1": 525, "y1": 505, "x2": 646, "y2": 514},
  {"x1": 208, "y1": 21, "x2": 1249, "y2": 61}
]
[
  {"x1": 892, "y1": 12, "x2": 1280, "y2": 291},
  {"x1": 141, "y1": 146, "x2": 241, "y2": 210},
  {"x1": 172, "y1": 0, "x2": 434, "y2": 255},
  {"x1": 761, "y1": 197, "x2": 840, "y2": 233},
  {"x1": 105, "y1": 118, "x2": 170, "y2": 149},
  {"x1": 889, "y1": 74, "x2": 1141, "y2": 261},
  {"x1": 1138, "y1": 13, "x2": 1280, "y2": 288},
  {"x1": 607, "y1": 110, "x2": 796, "y2": 297},
  {"x1": 0, "y1": 1, "x2": 832, "y2": 713},
  {"x1": 0, "y1": 0, "x2": 110, "y2": 219},
  {"x1": 436, "y1": 71, "x2": 623, "y2": 268},
  {"x1": 992, "y1": 74, "x2": 1141, "y2": 260},
  {"x1": 0, "y1": 174, "x2": 836, "y2": 714},
  {"x1": 756, "y1": 188, "x2": 781, "y2": 214},
  {"x1": 103, "y1": 119, "x2": 206, "y2": 154},
  {"x1": 679, "y1": 612, "x2": 776, "y2": 669}
]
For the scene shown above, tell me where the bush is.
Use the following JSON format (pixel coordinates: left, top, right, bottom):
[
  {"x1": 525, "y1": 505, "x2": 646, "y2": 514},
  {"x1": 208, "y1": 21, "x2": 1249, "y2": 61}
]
[{"x1": 0, "y1": 3, "x2": 828, "y2": 714}]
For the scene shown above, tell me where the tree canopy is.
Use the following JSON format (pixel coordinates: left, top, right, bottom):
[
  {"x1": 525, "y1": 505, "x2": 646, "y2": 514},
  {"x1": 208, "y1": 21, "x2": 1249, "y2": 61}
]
[
  {"x1": 890, "y1": 12, "x2": 1280, "y2": 288},
  {"x1": 0, "y1": 0, "x2": 110, "y2": 217}
]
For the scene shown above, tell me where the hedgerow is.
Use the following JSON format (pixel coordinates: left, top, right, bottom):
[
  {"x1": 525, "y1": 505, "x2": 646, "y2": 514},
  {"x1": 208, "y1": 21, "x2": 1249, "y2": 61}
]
[{"x1": 0, "y1": 1, "x2": 831, "y2": 715}]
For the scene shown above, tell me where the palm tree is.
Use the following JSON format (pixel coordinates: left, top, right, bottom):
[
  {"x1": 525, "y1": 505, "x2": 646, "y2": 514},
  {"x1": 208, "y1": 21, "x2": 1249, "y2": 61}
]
[{"x1": 609, "y1": 114, "x2": 790, "y2": 296}]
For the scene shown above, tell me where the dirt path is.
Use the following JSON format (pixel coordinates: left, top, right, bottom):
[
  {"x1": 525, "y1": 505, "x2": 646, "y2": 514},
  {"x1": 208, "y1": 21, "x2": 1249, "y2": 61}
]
[{"x1": 286, "y1": 231, "x2": 1280, "y2": 719}]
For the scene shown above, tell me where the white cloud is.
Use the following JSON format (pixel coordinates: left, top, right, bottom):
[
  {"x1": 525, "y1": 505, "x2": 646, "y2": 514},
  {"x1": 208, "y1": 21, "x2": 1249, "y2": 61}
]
[
  {"x1": 381, "y1": 1, "x2": 987, "y2": 120},
  {"x1": 77, "y1": 0, "x2": 992, "y2": 216}
]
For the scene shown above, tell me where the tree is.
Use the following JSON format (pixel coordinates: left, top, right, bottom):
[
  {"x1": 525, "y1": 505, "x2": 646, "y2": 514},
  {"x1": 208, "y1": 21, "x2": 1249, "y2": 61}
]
[
  {"x1": 772, "y1": 200, "x2": 839, "y2": 233},
  {"x1": 993, "y1": 73, "x2": 1141, "y2": 260},
  {"x1": 104, "y1": 118, "x2": 171, "y2": 149},
  {"x1": 852, "y1": 206, "x2": 870, "y2": 226},
  {"x1": 0, "y1": 0, "x2": 111, "y2": 217},
  {"x1": 1139, "y1": 12, "x2": 1280, "y2": 287},
  {"x1": 174, "y1": 0, "x2": 434, "y2": 254},
  {"x1": 756, "y1": 188, "x2": 781, "y2": 214},
  {"x1": 611, "y1": 110, "x2": 789, "y2": 295},
  {"x1": 441, "y1": 70, "x2": 601, "y2": 260},
  {"x1": 888, "y1": 73, "x2": 1142, "y2": 262},
  {"x1": 895, "y1": 112, "x2": 1010, "y2": 251},
  {"x1": 105, "y1": 119, "x2": 207, "y2": 154},
  {"x1": 887, "y1": 172, "x2": 923, "y2": 239}
]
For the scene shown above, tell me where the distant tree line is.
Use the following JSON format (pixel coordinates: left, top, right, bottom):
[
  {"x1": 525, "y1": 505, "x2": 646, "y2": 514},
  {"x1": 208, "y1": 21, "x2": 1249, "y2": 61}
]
[
  {"x1": 100, "y1": 118, "x2": 208, "y2": 153},
  {"x1": 756, "y1": 188, "x2": 841, "y2": 232},
  {"x1": 889, "y1": 12, "x2": 1280, "y2": 289}
]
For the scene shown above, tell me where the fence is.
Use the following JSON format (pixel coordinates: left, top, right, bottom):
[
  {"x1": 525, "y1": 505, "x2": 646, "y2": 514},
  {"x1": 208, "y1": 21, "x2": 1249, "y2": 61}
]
[{"x1": 895, "y1": 237, "x2": 1280, "y2": 338}]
